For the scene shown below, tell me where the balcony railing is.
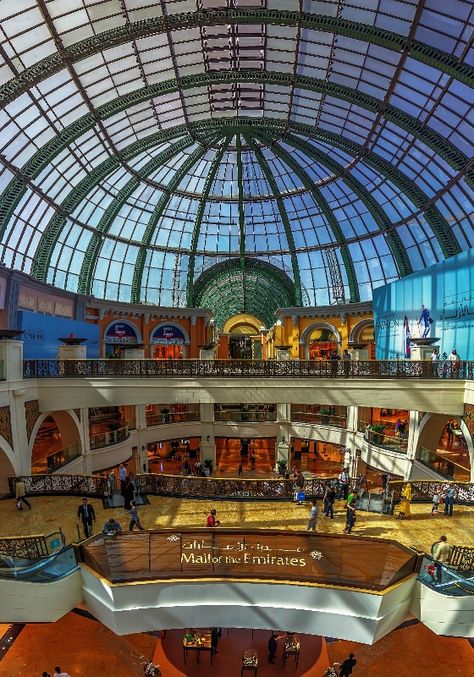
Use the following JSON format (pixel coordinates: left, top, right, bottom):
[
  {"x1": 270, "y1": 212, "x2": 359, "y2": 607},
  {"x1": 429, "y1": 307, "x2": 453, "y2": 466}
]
[
  {"x1": 388, "y1": 479, "x2": 474, "y2": 504},
  {"x1": 292, "y1": 411, "x2": 347, "y2": 427},
  {"x1": 22, "y1": 359, "x2": 474, "y2": 379},
  {"x1": 146, "y1": 411, "x2": 200, "y2": 426},
  {"x1": 89, "y1": 425, "x2": 129, "y2": 450},
  {"x1": 214, "y1": 408, "x2": 277, "y2": 422},
  {"x1": 31, "y1": 441, "x2": 82, "y2": 474},
  {"x1": 418, "y1": 554, "x2": 474, "y2": 595},
  {"x1": 359, "y1": 422, "x2": 408, "y2": 453},
  {"x1": 8, "y1": 474, "x2": 107, "y2": 497}
]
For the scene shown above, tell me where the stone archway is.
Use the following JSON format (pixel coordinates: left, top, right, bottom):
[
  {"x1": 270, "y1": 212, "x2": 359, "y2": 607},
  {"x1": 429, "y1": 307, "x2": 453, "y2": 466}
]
[
  {"x1": 349, "y1": 318, "x2": 374, "y2": 343},
  {"x1": 300, "y1": 321, "x2": 342, "y2": 360},
  {"x1": 0, "y1": 439, "x2": 16, "y2": 494},
  {"x1": 416, "y1": 413, "x2": 473, "y2": 481},
  {"x1": 29, "y1": 410, "x2": 82, "y2": 473}
]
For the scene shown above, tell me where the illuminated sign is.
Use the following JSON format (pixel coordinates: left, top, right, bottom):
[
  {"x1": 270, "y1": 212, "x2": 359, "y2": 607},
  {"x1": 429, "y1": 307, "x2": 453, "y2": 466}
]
[
  {"x1": 104, "y1": 322, "x2": 139, "y2": 344},
  {"x1": 150, "y1": 324, "x2": 186, "y2": 344}
]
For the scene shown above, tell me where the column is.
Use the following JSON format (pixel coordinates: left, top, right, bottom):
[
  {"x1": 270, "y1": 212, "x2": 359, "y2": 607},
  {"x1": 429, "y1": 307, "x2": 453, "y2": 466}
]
[
  {"x1": 135, "y1": 404, "x2": 149, "y2": 473},
  {"x1": 79, "y1": 407, "x2": 92, "y2": 475},
  {"x1": 344, "y1": 405, "x2": 358, "y2": 475},
  {"x1": 404, "y1": 410, "x2": 419, "y2": 479},
  {"x1": 199, "y1": 403, "x2": 216, "y2": 467},
  {"x1": 276, "y1": 403, "x2": 290, "y2": 470}
]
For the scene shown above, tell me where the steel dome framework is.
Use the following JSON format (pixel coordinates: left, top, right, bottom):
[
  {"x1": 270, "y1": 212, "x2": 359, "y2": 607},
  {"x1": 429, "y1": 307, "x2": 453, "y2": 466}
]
[{"x1": 0, "y1": 1, "x2": 472, "y2": 313}]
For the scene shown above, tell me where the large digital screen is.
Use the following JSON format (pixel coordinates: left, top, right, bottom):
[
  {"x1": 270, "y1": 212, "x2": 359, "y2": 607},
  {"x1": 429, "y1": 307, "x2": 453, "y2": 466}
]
[
  {"x1": 18, "y1": 310, "x2": 100, "y2": 359},
  {"x1": 373, "y1": 248, "x2": 474, "y2": 360}
]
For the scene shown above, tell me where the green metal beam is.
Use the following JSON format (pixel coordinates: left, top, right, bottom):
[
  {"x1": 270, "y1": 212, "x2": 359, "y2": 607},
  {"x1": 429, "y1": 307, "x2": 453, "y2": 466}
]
[
  {"x1": 281, "y1": 132, "x2": 460, "y2": 260},
  {"x1": 1, "y1": 71, "x2": 470, "y2": 255},
  {"x1": 31, "y1": 117, "x2": 463, "y2": 285},
  {"x1": 236, "y1": 134, "x2": 246, "y2": 271},
  {"x1": 32, "y1": 126, "x2": 193, "y2": 281},
  {"x1": 186, "y1": 134, "x2": 232, "y2": 305},
  {"x1": 243, "y1": 133, "x2": 302, "y2": 306},
  {"x1": 77, "y1": 135, "x2": 196, "y2": 295},
  {"x1": 0, "y1": 9, "x2": 471, "y2": 110},
  {"x1": 253, "y1": 130, "x2": 364, "y2": 301},
  {"x1": 130, "y1": 134, "x2": 221, "y2": 303}
]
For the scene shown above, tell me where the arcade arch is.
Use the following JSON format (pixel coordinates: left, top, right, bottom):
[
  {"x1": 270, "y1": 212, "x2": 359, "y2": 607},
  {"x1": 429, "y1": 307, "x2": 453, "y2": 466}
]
[
  {"x1": 30, "y1": 410, "x2": 82, "y2": 474},
  {"x1": 300, "y1": 322, "x2": 342, "y2": 360},
  {"x1": 416, "y1": 413, "x2": 473, "y2": 481}
]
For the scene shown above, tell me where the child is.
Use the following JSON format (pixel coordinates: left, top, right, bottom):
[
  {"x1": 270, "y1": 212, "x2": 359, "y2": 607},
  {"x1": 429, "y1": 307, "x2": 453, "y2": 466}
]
[{"x1": 431, "y1": 492, "x2": 440, "y2": 515}]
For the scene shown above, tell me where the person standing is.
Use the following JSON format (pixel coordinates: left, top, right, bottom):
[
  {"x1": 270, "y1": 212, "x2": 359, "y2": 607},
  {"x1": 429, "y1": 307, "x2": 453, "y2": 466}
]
[
  {"x1": 344, "y1": 492, "x2": 358, "y2": 534},
  {"x1": 431, "y1": 535, "x2": 452, "y2": 583},
  {"x1": 342, "y1": 348, "x2": 351, "y2": 377},
  {"x1": 444, "y1": 486, "x2": 456, "y2": 516},
  {"x1": 339, "y1": 653, "x2": 357, "y2": 676},
  {"x1": 268, "y1": 632, "x2": 278, "y2": 663},
  {"x1": 448, "y1": 348, "x2": 461, "y2": 377},
  {"x1": 15, "y1": 479, "x2": 31, "y2": 510},
  {"x1": 446, "y1": 421, "x2": 454, "y2": 447},
  {"x1": 108, "y1": 470, "x2": 116, "y2": 499},
  {"x1": 54, "y1": 667, "x2": 71, "y2": 677},
  {"x1": 397, "y1": 482, "x2": 412, "y2": 519},
  {"x1": 128, "y1": 500, "x2": 144, "y2": 530},
  {"x1": 295, "y1": 471, "x2": 305, "y2": 504},
  {"x1": 306, "y1": 500, "x2": 318, "y2": 531},
  {"x1": 121, "y1": 474, "x2": 135, "y2": 510},
  {"x1": 206, "y1": 509, "x2": 220, "y2": 527},
  {"x1": 338, "y1": 468, "x2": 349, "y2": 500},
  {"x1": 210, "y1": 627, "x2": 221, "y2": 655},
  {"x1": 118, "y1": 463, "x2": 127, "y2": 490},
  {"x1": 77, "y1": 498, "x2": 96, "y2": 538},
  {"x1": 323, "y1": 483, "x2": 336, "y2": 519},
  {"x1": 431, "y1": 492, "x2": 440, "y2": 515},
  {"x1": 238, "y1": 461, "x2": 243, "y2": 476}
]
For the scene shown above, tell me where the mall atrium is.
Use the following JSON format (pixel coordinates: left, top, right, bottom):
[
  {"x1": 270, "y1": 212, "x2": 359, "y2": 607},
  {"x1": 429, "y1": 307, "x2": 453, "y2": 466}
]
[{"x1": 0, "y1": 1, "x2": 472, "y2": 675}]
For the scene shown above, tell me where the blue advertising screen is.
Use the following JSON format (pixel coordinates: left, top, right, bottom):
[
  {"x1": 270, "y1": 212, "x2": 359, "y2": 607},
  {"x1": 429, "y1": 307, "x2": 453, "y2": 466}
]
[
  {"x1": 150, "y1": 324, "x2": 186, "y2": 344},
  {"x1": 373, "y1": 248, "x2": 474, "y2": 360},
  {"x1": 18, "y1": 310, "x2": 100, "y2": 359}
]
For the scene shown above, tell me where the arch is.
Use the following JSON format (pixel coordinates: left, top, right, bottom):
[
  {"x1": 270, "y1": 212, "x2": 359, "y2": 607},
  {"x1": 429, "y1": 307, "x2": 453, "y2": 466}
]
[
  {"x1": 349, "y1": 319, "x2": 375, "y2": 343},
  {"x1": 29, "y1": 410, "x2": 83, "y2": 471},
  {"x1": 415, "y1": 412, "x2": 473, "y2": 481},
  {"x1": 0, "y1": 437, "x2": 18, "y2": 493},
  {"x1": 223, "y1": 314, "x2": 264, "y2": 335},
  {"x1": 103, "y1": 319, "x2": 142, "y2": 344},
  {"x1": 149, "y1": 322, "x2": 190, "y2": 345},
  {"x1": 300, "y1": 322, "x2": 342, "y2": 361}
]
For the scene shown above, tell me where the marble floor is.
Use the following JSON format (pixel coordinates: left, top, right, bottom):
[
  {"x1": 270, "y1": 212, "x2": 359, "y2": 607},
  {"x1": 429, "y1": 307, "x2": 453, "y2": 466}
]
[{"x1": 1, "y1": 493, "x2": 473, "y2": 555}]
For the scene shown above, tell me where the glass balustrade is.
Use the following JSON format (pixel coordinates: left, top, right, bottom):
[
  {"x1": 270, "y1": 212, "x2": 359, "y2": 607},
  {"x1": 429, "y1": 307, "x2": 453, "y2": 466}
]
[
  {"x1": 31, "y1": 441, "x2": 82, "y2": 474},
  {"x1": 89, "y1": 425, "x2": 129, "y2": 450}
]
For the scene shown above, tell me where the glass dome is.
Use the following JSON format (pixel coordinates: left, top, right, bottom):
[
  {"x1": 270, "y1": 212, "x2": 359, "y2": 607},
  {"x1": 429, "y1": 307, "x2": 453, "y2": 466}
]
[{"x1": 0, "y1": 0, "x2": 472, "y2": 313}]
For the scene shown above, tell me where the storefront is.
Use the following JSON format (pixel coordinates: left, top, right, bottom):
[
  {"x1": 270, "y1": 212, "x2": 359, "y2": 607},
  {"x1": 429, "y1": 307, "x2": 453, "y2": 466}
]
[
  {"x1": 103, "y1": 320, "x2": 141, "y2": 357},
  {"x1": 150, "y1": 323, "x2": 189, "y2": 359}
]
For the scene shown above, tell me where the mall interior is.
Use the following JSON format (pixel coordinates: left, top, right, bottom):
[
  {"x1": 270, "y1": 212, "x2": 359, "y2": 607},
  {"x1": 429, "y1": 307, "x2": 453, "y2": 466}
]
[{"x1": 0, "y1": 1, "x2": 473, "y2": 675}]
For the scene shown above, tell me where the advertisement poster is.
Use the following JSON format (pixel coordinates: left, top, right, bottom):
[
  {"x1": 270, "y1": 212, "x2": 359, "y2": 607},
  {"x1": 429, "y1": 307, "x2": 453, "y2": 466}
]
[
  {"x1": 373, "y1": 248, "x2": 474, "y2": 360},
  {"x1": 18, "y1": 310, "x2": 100, "y2": 359}
]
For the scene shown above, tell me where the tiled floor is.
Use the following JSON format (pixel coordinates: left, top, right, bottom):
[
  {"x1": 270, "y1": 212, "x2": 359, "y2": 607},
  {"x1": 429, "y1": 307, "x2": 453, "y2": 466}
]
[{"x1": 1, "y1": 493, "x2": 472, "y2": 556}]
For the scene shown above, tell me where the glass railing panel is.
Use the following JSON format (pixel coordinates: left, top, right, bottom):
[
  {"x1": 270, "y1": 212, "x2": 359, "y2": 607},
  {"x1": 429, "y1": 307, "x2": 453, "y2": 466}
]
[
  {"x1": 89, "y1": 425, "x2": 129, "y2": 450},
  {"x1": 0, "y1": 545, "x2": 78, "y2": 582},
  {"x1": 31, "y1": 442, "x2": 82, "y2": 474},
  {"x1": 214, "y1": 409, "x2": 277, "y2": 422},
  {"x1": 418, "y1": 555, "x2": 474, "y2": 596},
  {"x1": 146, "y1": 411, "x2": 200, "y2": 426}
]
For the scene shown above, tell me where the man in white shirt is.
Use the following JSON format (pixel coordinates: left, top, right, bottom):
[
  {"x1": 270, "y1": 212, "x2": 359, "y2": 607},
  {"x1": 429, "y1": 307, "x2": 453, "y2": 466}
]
[
  {"x1": 306, "y1": 500, "x2": 318, "y2": 531},
  {"x1": 54, "y1": 668, "x2": 71, "y2": 677}
]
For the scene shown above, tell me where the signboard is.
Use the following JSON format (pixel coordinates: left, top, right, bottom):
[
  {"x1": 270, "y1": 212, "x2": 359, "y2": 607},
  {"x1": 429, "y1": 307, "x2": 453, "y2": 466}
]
[
  {"x1": 84, "y1": 529, "x2": 417, "y2": 590},
  {"x1": 104, "y1": 321, "x2": 139, "y2": 344},
  {"x1": 374, "y1": 248, "x2": 474, "y2": 360},
  {"x1": 150, "y1": 324, "x2": 187, "y2": 344},
  {"x1": 18, "y1": 310, "x2": 99, "y2": 359}
]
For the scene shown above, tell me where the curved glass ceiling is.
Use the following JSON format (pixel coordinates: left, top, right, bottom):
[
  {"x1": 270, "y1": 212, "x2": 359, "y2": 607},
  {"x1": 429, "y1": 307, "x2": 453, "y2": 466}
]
[{"x1": 0, "y1": 0, "x2": 472, "y2": 309}]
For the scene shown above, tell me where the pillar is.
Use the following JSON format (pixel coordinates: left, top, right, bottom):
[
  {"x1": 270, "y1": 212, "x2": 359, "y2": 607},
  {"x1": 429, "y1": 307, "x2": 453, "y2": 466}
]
[
  {"x1": 57, "y1": 344, "x2": 87, "y2": 360},
  {"x1": 0, "y1": 340, "x2": 24, "y2": 382},
  {"x1": 199, "y1": 403, "x2": 216, "y2": 466},
  {"x1": 79, "y1": 407, "x2": 92, "y2": 475},
  {"x1": 404, "y1": 410, "x2": 420, "y2": 479},
  {"x1": 135, "y1": 404, "x2": 149, "y2": 473}
]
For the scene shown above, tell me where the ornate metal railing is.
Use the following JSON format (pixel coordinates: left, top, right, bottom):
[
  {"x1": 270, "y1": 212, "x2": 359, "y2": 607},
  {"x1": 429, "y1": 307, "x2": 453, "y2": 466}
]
[
  {"x1": 8, "y1": 474, "x2": 108, "y2": 497},
  {"x1": 449, "y1": 546, "x2": 474, "y2": 572},
  {"x1": 136, "y1": 473, "x2": 337, "y2": 499},
  {"x1": 0, "y1": 530, "x2": 64, "y2": 560},
  {"x1": 22, "y1": 359, "x2": 474, "y2": 379},
  {"x1": 389, "y1": 480, "x2": 474, "y2": 504}
]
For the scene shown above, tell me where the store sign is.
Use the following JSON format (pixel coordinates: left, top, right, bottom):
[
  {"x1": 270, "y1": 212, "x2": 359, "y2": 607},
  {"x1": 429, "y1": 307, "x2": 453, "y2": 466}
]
[
  {"x1": 105, "y1": 322, "x2": 139, "y2": 344},
  {"x1": 150, "y1": 324, "x2": 186, "y2": 344}
]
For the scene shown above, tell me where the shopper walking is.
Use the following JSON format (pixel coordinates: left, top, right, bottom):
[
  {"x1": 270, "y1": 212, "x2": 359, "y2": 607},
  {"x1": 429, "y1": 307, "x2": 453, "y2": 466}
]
[
  {"x1": 339, "y1": 653, "x2": 357, "y2": 676},
  {"x1": 431, "y1": 535, "x2": 452, "y2": 583},
  {"x1": 344, "y1": 492, "x2": 358, "y2": 534},
  {"x1": 323, "y1": 483, "x2": 336, "y2": 518},
  {"x1": 15, "y1": 479, "x2": 31, "y2": 510},
  {"x1": 397, "y1": 482, "x2": 412, "y2": 519},
  {"x1": 268, "y1": 632, "x2": 278, "y2": 663},
  {"x1": 306, "y1": 500, "x2": 318, "y2": 531},
  {"x1": 129, "y1": 500, "x2": 144, "y2": 530},
  {"x1": 77, "y1": 497, "x2": 96, "y2": 539}
]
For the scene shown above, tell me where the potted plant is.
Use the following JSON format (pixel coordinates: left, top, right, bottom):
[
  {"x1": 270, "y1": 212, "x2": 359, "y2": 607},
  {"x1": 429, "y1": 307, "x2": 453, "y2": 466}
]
[
  {"x1": 320, "y1": 409, "x2": 331, "y2": 425},
  {"x1": 276, "y1": 459, "x2": 288, "y2": 477},
  {"x1": 369, "y1": 424, "x2": 385, "y2": 446}
]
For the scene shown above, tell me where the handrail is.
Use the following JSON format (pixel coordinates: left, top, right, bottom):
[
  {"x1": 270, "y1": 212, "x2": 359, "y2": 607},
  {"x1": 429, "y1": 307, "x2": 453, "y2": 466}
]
[
  {"x1": 0, "y1": 529, "x2": 65, "y2": 559},
  {"x1": 22, "y1": 358, "x2": 474, "y2": 379},
  {"x1": 291, "y1": 411, "x2": 347, "y2": 427},
  {"x1": 388, "y1": 479, "x2": 474, "y2": 504},
  {"x1": 89, "y1": 425, "x2": 129, "y2": 450},
  {"x1": 214, "y1": 409, "x2": 277, "y2": 422},
  {"x1": 8, "y1": 474, "x2": 108, "y2": 497},
  {"x1": 418, "y1": 554, "x2": 474, "y2": 595},
  {"x1": 0, "y1": 544, "x2": 78, "y2": 582},
  {"x1": 31, "y1": 441, "x2": 82, "y2": 474},
  {"x1": 146, "y1": 411, "x2": 200, "y2": 426}
]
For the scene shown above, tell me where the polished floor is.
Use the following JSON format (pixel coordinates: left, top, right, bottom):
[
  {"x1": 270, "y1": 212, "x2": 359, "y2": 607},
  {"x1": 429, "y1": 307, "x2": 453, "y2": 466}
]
[{"x1": 2, "y1": 494, "x2": 473, "y2": 555}]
